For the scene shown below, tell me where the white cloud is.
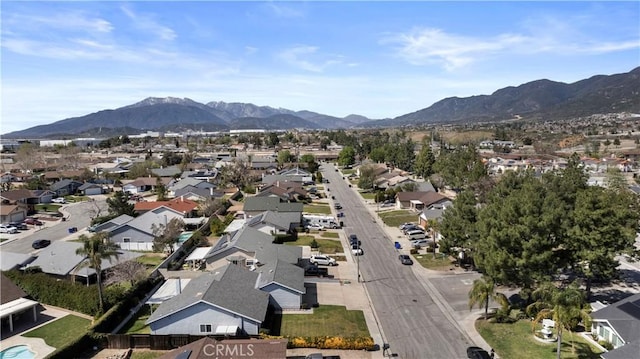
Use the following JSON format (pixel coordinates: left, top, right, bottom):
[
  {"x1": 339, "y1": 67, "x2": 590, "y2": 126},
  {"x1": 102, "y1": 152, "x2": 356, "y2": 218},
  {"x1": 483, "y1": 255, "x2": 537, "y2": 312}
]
[
  {"x1": 4, "y1": 11, "x2": 113, "y2": 33},
  {"x1": 120, "y1": 5, "x2": 176, "y2": 41},
  {"x1": 278, "y1": 45, "x2": 342, "y2": 72},
  {"x1": 264, "y1": 2, "x2": 305, "y2": 18},
  {"x1": 384, "y1": 25, "x2": 639, "y2": 70}
]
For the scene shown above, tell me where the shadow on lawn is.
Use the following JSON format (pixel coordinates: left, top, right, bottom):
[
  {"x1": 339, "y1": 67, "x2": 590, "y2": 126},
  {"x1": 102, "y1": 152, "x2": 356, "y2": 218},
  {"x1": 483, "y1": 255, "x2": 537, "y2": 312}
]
[{"x1": 557, "y1": 339, "x2": 602, "y2": 359}]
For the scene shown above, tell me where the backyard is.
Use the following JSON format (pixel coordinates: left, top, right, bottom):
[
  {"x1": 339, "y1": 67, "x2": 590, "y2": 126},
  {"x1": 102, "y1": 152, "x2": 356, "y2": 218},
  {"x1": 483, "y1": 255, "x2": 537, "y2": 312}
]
[
  {"x1": 23, "y1": 315, "x2": 92, "y2": 349},
  {"x1": 476, "y1": 319, "x2": 603, "y2": 359}
]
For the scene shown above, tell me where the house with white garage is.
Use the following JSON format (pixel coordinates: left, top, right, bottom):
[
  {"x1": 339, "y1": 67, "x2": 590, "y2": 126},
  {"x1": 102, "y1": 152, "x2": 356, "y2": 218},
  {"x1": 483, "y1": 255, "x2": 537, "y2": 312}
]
[
  {"x1": 146, "y1": 263, "x2": 269, "y2": 336},
  {"x1": 104, "y1": 209, "x2": 185, "y2": 250}
]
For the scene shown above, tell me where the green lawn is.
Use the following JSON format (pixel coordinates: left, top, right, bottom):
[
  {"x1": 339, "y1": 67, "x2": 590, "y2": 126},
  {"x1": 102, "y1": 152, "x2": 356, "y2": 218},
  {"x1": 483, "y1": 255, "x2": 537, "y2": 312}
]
[
  {"x1": 413, "y1": 252, "x2": 456, "y2": 270},
  {"x1": 130, "y1": 351, "x2": 167, "y2": 359},
  {"x1": 359, "y1": 192, "x2": 376, "y2": 200},
  {"x1": 377, "y1": 210, "x2": 420, "y2": 227},
  {"x1": 341, "y1": 169, "x2": 355, "y2": 175},
  {"x1": 23, "y1": 315, "x2": 91, "y2": 349},
  {"x1": 303, "y1": 204, "x2": 332, "y2": 215},
  {"x1": 477, "y1": 319, "x2": 603, "y2": 359},
  {"x1": 119, "y1": 305, "x2": 152, "y2": 334},
  {"x1": 285, "y1": 235, "x2": 344, "y2": 254},
  {"x1": 281, "y1": 305, "x2": 369, "y2": 337},
  {"x1": 35, "y1": 204, "x2": 62, "y2": 212},
  {"x1": 320, "y1": 232, "x2": 340, "y2": 239},
  {"x1": 136, "y1": 253, "x2": 166, "y2": 268}
]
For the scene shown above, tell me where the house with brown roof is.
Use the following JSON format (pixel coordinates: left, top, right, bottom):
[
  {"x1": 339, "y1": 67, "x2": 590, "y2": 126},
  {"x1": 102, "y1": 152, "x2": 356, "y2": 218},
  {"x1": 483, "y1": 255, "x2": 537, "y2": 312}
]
[
  {"x1": 395, "y1": 191, "x2": 451, "y2": 212},
  {"x1": 123, "y1": 177, "x2": 172, "y2": 194},
  {"x1": 134, "y1": 197, "x2": 200, "y2": 217}
]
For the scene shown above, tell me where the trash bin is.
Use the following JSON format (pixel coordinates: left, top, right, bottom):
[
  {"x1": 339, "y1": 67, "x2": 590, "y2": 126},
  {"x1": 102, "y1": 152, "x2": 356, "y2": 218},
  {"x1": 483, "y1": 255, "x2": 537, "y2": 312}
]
[
  {"x1": 61, "y1": 217, "x2": 66, "y2": 222},
  {"x1": 68, "y1": 227, "x2": 74, "y2": 234},
  {"x1": 394, "y1": 241, "x2": 402, "y2": 249},
  {"x1": 339, "y1": 221, "x2": 344, "y2": 228}
]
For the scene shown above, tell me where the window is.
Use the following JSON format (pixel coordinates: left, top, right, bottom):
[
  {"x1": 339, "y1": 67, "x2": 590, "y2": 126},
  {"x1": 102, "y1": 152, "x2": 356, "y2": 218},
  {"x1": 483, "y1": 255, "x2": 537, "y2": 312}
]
[
  {"x1": 123, "y1": 237, "x2": 131, "y2": 243},
  {"x1": 200, "y1": 324, "x2": 212, "y2": 333}
]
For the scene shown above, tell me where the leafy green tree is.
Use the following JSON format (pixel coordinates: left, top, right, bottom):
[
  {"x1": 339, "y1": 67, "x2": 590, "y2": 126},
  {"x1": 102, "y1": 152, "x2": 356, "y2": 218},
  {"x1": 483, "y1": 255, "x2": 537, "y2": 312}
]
[
  {"x1": 315, "y1": 171, "x2": 323, "y2": 184},
  {"x1": 439, "y1": 190, "x2": 478, "y2": 254},
  {"x1": 605, "y1": 167, "x2": 627, "y2": 192},
  {"x1": 527, "y1": 282, "x2": 591, "y2": 359},
  {"x1": 369, "y1": 147, "x2": 386, "y2": 163},
  {"x1": 414, "y1": 143, "x2": 436, "y2": 179},
  {"x1": 300, "y1": 154, "x2": 319, "y2": 173},
  {"x1": 155, "y1": 177, "x2": 168, "y2": 201},
  {"x1": 434, "y1": 145, "x2": 486, "y2": 191},
  {"x1": 357, "y1": 164, "x2": 376, "y2": 190},
  {"x1": 475, "y1": 172, "x2": 564, "y2": 288},
  {"x1": 277, "y1": 150, "x2": 295, "y2": 166},
  {"x1": 338, "y1": 146, "x2": 356, "y2": 167},
  {"x1": 567, "y1": 186, "x2": 639, "y2": 297},
  {"x1": 107, "y1": 191, "x2": 135, "y2": 217},
  {"x1": 468, "y1": 276, "x2": 508, "y2": 320},
  {"x1": 266, "y1": 132, "x2": 280, "y2": 148},
  {"x1": 74, "y1": 232, "x2": 120, "y2": 313}
]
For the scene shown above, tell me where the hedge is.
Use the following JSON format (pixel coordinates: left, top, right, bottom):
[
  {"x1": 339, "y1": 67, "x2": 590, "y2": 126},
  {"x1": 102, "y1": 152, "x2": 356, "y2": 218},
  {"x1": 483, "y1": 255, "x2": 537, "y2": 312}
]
[{"x1": 261, "y1": 334, "x2": 374, "y2": 350}]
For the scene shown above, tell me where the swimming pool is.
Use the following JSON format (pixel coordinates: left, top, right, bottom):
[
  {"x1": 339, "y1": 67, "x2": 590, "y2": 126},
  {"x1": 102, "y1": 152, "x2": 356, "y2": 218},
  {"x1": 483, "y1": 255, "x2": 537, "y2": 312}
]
[
  {"x1": 177, "y1": 231, "x2": 193, "y2": 243},
  {"x1": 0, "y1": 345, "x2": 35, "y2": 359}
]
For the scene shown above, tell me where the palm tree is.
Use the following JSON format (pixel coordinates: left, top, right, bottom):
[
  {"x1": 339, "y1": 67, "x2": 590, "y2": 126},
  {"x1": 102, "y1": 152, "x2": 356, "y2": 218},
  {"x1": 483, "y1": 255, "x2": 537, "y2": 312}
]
[
  {"x1": 75, "y1": 232, "x2": 120, "y2": 313},
  {"x1": 527, "y1": 282, "x2": 592, "y2": 359},
  {"x1": 468, "y1": 276, "x2": 508, "y2": 320}
]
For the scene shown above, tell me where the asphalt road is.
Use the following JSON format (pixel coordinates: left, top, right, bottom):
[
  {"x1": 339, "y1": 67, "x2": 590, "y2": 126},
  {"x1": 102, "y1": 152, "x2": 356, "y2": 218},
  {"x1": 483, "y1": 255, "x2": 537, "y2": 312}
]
[
  {"x1": 1, "y1": 199, "x2": 108, "y2": 254},
  {"x1": 321, "y1": 163, "x2": 473, "y2": 359}
]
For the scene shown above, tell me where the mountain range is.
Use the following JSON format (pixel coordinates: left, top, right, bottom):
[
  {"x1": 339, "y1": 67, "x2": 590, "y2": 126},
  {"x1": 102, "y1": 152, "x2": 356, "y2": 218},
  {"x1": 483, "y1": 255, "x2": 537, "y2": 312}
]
[{"x1": 4, "y1": 66, "x2": 639, "y2": 139}]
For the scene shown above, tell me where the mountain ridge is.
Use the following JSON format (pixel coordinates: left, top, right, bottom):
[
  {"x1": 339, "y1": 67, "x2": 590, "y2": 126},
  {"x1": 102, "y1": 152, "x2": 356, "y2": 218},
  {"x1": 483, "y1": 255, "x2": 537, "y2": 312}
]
[{"x1": 4, "y1": 66, "x2": 639, "y2": 138}]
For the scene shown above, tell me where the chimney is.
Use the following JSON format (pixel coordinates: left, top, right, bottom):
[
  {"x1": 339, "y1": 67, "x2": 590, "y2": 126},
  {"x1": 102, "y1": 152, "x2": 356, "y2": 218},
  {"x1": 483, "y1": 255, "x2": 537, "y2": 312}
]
[
  {"x1": 210, "y1": 187, "x2": 214, "y2": 196},
  {"x1": 180, "y1": 195, "x2": 184, "y2": 202}
]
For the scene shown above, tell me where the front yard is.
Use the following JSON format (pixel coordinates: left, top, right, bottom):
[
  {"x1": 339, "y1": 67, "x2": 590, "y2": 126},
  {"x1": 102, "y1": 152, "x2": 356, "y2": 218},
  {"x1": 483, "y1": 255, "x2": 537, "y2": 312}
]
[
  {"x1": 303, "y1": 203, "x2": 332, "y2": 215},
  {"x1": 280, "y1": 305, "x2": 369, "y2": 337},
  {"x1": 412, "y1": 252, "x2": 455, "y2": 270},
  {"x1": 377, "y1": 210, "x2": 420, "y2": 227},
  {"x1": 476, "y1": 319, "x2": 603, "y2": 359},
  {"x1": 285, "y1": 235, "x2": 344, "y2": 255}
]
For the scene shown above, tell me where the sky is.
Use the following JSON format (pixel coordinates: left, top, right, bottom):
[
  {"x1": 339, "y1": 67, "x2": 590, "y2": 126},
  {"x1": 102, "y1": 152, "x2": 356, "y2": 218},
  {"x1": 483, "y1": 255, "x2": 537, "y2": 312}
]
[{"x1": 2, "y1": 1, "x2": 639, "y2": 135}]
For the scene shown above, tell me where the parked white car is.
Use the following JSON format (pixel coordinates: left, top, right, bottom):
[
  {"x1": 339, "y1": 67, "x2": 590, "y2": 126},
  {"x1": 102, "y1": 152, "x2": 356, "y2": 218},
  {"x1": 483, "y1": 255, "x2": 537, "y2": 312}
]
[
  {"x1": 411, "y1": 239, "x2": 432, "y2": 248},
  {"x1": 0, "y1": 224, "x2": 18, "y2": 234},
  {"x1": 310, "y1": 255, "x2": 337, "y2": 266},
  {"x1": 52, "y1": 197, "x2": 66, "y2": 204},
  {"x1": 307, "y1": 223, "x2": 325, "y2": 231}
]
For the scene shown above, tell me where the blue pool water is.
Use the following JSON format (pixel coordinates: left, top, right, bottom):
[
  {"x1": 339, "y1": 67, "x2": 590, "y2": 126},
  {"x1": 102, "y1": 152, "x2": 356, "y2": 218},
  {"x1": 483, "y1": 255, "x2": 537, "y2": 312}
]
[
  {"x1": 177, "y1": 231, "x2": 193, "y2": 243},
  {"x1": 0, "y1": 345, "x2": 35, "y2": 359}
]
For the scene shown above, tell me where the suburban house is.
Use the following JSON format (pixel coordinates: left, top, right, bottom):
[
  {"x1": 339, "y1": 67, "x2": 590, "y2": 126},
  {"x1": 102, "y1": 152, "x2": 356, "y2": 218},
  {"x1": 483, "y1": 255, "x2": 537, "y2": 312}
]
[
  {"x1": 151, "y1": 165, "x2": 182, "y2": 178},
  {"x1": 102, "y1": 209, "x2": 186, "y2": 250},
  {"x1": 395, "y1": 191, "x2": 451, "y2": 211},
  {"x1": 1, "y1": 273, "x2": 39, "y2": 333},
  {"x1": 242, "y1": 196, "x2": 304, "y2": 218},
  {"x1": 42, "y1": 170, "x2": 85, "y2": 182},
  {"x1": 92, "y1": 214, "x2": 134, "y2": 233},
  {"x1": 133, "y1": 197, "x2": 200, "y2": 217},
  {"x1": 255, "y1": 183, "x2": 308, "y2": 202},
  {"x1": 168, "y1": 177, "x2": 216, "y2": 198},
  {"x1": 26, "y1": 241, "x2": 141, "y2": 284},
  {"x1": 122, "y1": 177, "x2": 171, "y2": 195},
  {"x1": 0, "y1": 204, "x2": 28, "y2": 224},
  {"x1": 78, "y1": 182, "x2": 105, "y2": 196},
  {"x1": 1, "y1": 188, "x2": 55, "y2": 209},
  {"x1": 180, "y1": 168, "x2": 218, "y2": 181},
  {"x1": 146, "y1": 263, "x2": 270, "y2": 336},
  {"x1": 203, "y1": 225, "x2": 305, "y2": 310},
  {"x1": 173, "y1": 185, "x2": 222, "y2": 202},
  {"x1": 261, "y1": 168, "x2": 313, "y2": 186},
  {"x1": 245, "y1": 210, "x2": 301, "y2": 235},
  {"x1": 591, "y1": 293, "x2": 640, "y2": 359},
  {"x1": 49, "y1": 179, "x2": 83, "y2": 197},
  {"x1": 418, "y1": 201, "x2": 453, "y2": 240},
  {"x1": 0, "y1": 251, "x2": 34, "y2": 271}
]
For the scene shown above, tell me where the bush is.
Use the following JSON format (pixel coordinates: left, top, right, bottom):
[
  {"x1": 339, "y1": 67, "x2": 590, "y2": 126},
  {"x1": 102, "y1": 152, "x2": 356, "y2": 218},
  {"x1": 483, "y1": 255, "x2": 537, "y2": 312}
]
[
  {"x1": 273, "y1": 234, "x2": 296, "y2": 244},
  {"x1": 310, "y1": 239, "x2": 319, "y2": 249},
  {"x1": 598, "y1": 340, "x2": 614, "y2": 350},
  {"x1": 409, "y1": 248, "x2": 419, "y2": 255},
  {"x1": 286, "y1": 336, "x2": 375, "y2": 350}
]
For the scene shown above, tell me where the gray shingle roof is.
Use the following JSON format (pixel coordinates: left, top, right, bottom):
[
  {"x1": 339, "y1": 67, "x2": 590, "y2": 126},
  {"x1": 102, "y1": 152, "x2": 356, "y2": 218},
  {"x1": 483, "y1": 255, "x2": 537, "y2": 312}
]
[
  {"x1": 592, "y1": 293, "x2": 640, "y2": 342},
  {"x1": 243, "y1": 196, "x2": 303, "y2": 213},
  {"x1": 601, "y1": 340, "x2": 640, "y2": 359},
  {"x1": 147, "y1": 264, "x2": 269, "y2": 325},
  {"x1": 256, "y1": 259, "x2": 305, "y2": 294},
  {"x1": 246, "y1": 211, "x2": 300, "y2": 230}
]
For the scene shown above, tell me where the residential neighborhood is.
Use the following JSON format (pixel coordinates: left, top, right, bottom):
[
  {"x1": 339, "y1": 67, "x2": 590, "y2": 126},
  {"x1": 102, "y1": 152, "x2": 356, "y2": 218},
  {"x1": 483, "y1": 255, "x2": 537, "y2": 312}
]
[{"x1": 1, "y1": 127, "x2": 640, "y2": 359}]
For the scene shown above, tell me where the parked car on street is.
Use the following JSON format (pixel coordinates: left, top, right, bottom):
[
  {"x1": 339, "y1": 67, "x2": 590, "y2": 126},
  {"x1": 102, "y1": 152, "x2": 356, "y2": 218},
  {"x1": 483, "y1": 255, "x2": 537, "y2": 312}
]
[
  {"x1": 0, "y1": 224, "x2": 18, "y2": 234},
  {"x1": 32, "y1": 239, "x2": 51, "y2": 249},
  {"x1": 399, "y1": 254, "x2": 413, "y2": 265},
  {"x1": 466, "y1": 346, "x2": 491, "y2": 359},
  {"x1": 310, "y1": 255, "x2": 337, "y2": 266},
  {"x1": 24, "y1": 217, "x2": 44, "y2": 226},
  {"x1": 411, "y1": 239, "x2": 432, "y2": 248},
  {"x1": 351, "y1": 245, "x2": 364, "y2": 256},
  {"x1": 334, "y1": 203, "x2": 342, "y2": 210},
  {"x1": 9, "y1": 221, "x2": 28, "y2": 230}
]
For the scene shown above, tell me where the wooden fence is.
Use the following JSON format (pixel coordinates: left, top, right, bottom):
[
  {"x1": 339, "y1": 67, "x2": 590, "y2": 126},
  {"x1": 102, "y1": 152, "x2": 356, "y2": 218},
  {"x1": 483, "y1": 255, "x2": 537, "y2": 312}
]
[{"x1": 107, "y1": 334, "x2": 255, "y2": 350}]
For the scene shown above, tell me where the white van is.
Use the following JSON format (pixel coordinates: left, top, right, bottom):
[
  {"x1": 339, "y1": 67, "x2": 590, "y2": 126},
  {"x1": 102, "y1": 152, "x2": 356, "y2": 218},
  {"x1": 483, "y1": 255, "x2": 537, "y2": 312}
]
[{"x1": 407, "y1": 230, "x2": 427, "y2": 241}]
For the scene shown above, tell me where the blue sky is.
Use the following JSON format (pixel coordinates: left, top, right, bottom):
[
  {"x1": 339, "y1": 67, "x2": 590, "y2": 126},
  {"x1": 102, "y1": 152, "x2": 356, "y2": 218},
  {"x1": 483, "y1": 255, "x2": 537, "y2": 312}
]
[{"x1": 2, "y1": 1, "x2": 639, "y2": 134}]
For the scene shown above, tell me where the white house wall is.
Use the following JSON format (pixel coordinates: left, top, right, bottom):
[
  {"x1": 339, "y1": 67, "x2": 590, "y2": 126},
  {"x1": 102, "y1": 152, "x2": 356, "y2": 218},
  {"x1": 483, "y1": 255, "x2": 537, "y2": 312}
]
[
  {"x1": 592, "y1": 321, "x2": 625, "y2": 349},
  {"x1": 149, "y1": 301, "x2": 261, "y2": 335},
  {"x1": 262, "y1": 283, "x2": 302, "y2": 310},
  {"x1": 109, "y1": 227, "x2": 155, "y2": 244}
]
